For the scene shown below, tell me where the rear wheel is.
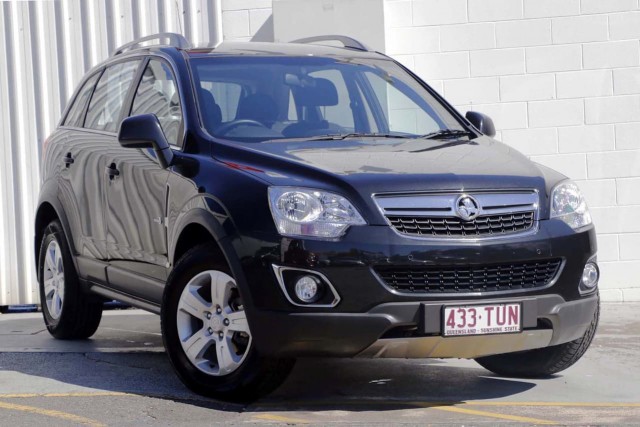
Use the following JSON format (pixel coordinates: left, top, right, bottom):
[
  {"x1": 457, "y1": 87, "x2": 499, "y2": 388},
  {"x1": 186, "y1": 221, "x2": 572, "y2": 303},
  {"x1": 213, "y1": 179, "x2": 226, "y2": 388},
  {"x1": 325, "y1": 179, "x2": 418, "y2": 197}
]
[
  {"x1": 161, "y1": 243, "x2": 294, "y2": 402},
  {"x1": 475, "y1": 299, "x2": 599, "y2": 377},
  {"x1": 38, "y1": 220, "x2": 103, "y2": 339}
]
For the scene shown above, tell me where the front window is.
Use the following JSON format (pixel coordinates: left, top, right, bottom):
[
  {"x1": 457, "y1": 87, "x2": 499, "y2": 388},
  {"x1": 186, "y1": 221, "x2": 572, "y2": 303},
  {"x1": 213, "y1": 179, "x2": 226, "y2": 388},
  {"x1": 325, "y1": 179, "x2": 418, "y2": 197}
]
[
  {"x1": 130, "y1": 59, "x2": 183, "y2": 147},
  {"x1": 190, "y1": 56, "x2": 465, "y2": 142},
  {"x1": 85, "y1": 60, "x2": 140, "y2": 132}
]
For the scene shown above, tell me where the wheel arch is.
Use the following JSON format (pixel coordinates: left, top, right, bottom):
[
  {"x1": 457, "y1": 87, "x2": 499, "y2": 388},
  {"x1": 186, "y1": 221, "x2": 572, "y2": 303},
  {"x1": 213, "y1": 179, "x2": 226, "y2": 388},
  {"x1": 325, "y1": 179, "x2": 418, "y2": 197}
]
[
  {"x1": 173, "y1": 222, "x2": 225, "y2": 267},
  {"x1": 34, "y1": 194, "x2": 77, "y2": 275},
  {"x1": 169, "y1": 208, "x2": 253, "y2": 307}
]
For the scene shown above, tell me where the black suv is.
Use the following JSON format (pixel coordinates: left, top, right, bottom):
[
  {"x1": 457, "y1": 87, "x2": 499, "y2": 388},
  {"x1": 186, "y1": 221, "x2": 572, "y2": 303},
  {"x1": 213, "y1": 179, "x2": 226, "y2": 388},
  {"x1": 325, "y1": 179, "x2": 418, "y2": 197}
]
[{"x1": 36, "y1": 33, "x2": 599, "y2": 401}]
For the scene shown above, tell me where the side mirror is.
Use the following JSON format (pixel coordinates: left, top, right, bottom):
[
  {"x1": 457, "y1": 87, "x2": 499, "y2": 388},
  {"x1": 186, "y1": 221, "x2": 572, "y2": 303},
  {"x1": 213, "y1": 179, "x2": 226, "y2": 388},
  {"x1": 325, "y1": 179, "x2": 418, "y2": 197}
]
[
  {"x1": 118, "y1": 114, "x2": 174, "y2": 169},
  {"x1": 465, "y1": 111, "x2": 496, "y2": 137}
]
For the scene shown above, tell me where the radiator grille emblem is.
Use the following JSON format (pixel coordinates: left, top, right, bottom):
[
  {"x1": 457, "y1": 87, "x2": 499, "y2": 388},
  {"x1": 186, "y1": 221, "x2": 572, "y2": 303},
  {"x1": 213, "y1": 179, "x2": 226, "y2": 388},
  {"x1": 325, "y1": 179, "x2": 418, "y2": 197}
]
[{"x1": 455, "y1": 195, "x2": 480, "y2": 221}]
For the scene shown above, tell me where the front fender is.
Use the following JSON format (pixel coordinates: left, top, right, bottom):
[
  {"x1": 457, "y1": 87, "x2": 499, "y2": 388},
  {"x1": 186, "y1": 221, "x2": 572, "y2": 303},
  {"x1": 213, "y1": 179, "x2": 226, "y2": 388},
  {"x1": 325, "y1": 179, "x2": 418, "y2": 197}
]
[
  {"x1": 168, "y1": 201, "x2": 256, "y2": 310},
  {"x1": 168, "y1": 201, "x2": 236, "y2": 265}
]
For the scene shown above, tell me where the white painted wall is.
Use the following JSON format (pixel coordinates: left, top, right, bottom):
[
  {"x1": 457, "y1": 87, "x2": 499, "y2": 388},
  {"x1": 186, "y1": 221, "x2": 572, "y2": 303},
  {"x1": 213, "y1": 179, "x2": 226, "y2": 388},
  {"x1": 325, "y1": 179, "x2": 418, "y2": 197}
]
[
  {"x1": 272, "y1": 0, "x2": 386, "y2": 51},
  {"x1": 0, "y1": 0, "x2": 225, "y2": 306}
]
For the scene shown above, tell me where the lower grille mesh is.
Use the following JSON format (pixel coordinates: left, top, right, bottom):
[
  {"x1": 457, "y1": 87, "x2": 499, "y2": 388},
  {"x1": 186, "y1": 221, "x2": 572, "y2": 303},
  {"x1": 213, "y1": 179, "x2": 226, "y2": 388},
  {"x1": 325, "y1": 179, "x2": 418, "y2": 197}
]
[{"x1": 374, "y1": 259, "x2": 563, "y2": 294}]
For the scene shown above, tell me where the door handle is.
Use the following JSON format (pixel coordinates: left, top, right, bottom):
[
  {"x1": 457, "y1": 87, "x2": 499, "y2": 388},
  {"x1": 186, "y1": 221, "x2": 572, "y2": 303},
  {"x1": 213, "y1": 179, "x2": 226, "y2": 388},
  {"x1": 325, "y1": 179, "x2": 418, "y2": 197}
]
[
  {"x1": 106, "y1": 163, "x2": 120, "y2": 180},
  {"x1": 63, "y1": 153, "x2": 74, "y2": 167}
]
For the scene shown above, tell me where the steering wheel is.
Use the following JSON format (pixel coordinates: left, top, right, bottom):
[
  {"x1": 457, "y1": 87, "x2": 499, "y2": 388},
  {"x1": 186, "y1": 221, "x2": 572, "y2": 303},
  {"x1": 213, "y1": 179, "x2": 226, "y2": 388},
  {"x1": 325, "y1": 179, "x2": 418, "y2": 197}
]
[{"x1": 216, "y1": 119, "x2": 268, "y2": 136}]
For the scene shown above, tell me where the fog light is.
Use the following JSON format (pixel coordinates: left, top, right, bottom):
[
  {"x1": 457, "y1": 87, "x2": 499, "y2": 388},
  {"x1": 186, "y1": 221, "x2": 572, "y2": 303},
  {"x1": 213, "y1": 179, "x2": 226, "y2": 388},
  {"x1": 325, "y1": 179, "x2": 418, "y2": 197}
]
[
  {"x1": 581, "y1": 263, "x2": 599, "y2": 290},
  {"x1": 294, "y1": 275, "x2": 320, "y2": 302}
]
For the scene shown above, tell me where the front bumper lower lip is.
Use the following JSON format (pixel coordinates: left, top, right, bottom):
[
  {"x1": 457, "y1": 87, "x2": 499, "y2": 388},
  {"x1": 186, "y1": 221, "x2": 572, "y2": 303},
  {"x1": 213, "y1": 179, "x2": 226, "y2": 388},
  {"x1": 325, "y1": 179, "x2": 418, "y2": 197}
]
[
  {"x1": 356, "y1": 329, "x2": 553, "y2": 359},
  {"x1": 249, "y1": 293, "x2": 599, "y2": 358}
]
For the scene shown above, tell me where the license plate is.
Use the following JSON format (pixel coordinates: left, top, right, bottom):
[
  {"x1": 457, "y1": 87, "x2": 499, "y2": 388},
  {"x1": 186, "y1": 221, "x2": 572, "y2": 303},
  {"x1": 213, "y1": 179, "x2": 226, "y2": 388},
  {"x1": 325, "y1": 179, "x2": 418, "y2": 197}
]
[{"x1": 442, "y1": 303, "x2": 522, "y2": 337}]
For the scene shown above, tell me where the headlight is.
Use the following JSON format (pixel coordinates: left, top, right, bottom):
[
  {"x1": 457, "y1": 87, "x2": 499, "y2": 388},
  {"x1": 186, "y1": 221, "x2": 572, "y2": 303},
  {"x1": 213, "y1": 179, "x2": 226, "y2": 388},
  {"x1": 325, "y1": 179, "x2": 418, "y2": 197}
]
[
  {"x1": 550, "y1": 181, "x2": 592, "y2": 229},
  {"x1": 268, "y1": 187, "x2": 366, "y2": 238}
]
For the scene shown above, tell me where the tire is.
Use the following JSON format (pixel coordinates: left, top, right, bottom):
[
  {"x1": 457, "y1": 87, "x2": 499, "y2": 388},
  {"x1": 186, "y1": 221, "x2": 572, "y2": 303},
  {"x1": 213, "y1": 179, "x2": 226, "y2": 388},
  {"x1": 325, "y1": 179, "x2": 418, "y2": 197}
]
[
  {"x1": 475, "y1": 298, "x2": 599, "y2": 378},
  {"x1": 38, "y1": 220, "x2": 103, "y2": 339},
  {"x1": 161, "y1": 243, "x2": 295, "y2": 402}
]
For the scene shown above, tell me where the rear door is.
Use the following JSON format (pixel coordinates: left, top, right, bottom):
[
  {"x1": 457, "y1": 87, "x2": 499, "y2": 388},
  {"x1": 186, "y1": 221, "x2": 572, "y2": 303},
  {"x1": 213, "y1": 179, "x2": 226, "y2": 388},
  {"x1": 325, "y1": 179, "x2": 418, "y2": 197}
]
[
  {"x1": 77, "y1": 59, "x2": 142, "y2": 271},
  {"x1": 57, "y1": 71, "x2": 107, "y2": 264},
  {"x1": 104, "y1": 57, "x2": 183, "y2": 302}
]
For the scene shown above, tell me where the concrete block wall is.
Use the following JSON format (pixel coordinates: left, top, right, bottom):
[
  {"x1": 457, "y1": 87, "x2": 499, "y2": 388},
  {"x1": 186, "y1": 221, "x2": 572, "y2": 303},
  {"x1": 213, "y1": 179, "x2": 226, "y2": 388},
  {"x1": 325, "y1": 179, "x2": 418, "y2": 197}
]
[
  {"x1": 384, "y1": 0, "x2": 640, "y2": 301},
  {"x1": 222, "y1": 0, "x2": 273, "y2": 41}
]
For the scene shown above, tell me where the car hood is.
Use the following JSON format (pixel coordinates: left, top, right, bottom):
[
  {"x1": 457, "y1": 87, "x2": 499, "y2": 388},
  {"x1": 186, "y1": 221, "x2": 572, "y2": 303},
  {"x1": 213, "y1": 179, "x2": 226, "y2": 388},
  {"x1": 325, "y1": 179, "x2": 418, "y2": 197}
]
[{"x1": 212, "y1": 136, "x2": 550, "y2": 224}]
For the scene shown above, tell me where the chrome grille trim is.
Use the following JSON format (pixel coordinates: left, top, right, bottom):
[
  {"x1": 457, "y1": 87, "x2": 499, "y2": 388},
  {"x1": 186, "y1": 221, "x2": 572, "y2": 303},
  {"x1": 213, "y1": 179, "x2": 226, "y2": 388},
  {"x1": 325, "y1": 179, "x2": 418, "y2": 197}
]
[
  {"x1": 388, "y1": 212, "x2": 535, "y2": 237},
  {"x1": 373, "y1": 190, "x2": 540, "y2": 240}
]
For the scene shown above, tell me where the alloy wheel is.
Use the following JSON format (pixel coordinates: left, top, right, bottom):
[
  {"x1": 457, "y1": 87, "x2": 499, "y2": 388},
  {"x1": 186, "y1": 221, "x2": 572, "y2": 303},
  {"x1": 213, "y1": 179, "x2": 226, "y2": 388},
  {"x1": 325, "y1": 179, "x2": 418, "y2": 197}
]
[
  {"x1": 176, "y1": 270, "x2": 252, "y2": 376},
  {"x1": 43, "y1": 239, "x2": 65, "y2": 320}
]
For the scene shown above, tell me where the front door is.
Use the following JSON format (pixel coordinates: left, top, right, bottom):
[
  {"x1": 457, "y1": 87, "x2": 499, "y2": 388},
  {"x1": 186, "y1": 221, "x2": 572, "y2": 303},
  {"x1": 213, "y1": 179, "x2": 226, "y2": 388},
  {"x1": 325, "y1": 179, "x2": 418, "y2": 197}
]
[{"x1": 104, "y1": 58, "x2": 183, "y2": 301}]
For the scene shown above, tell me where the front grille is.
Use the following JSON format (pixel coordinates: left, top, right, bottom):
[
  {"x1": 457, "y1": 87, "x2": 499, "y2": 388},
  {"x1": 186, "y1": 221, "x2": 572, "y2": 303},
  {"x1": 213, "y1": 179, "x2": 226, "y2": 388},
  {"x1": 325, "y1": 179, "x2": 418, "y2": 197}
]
[
  {"x1": 374, "y1": 259, "x2": 562, "y2": 294},
  {"x1": 373, "y1": 191, "x2": 539, "y2": 240},
  {"x1": 388, "y1": 211, "x2": 535, "y2": 237}
]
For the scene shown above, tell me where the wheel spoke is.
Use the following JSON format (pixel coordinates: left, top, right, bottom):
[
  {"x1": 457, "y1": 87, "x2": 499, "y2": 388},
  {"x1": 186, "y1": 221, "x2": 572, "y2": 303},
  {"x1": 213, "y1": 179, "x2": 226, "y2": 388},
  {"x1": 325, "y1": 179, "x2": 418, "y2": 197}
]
[
  {"x1": 178, "y1": 286, "x2": 210, "y2": 319},
  {"x1": 50, "y1": 292, "x2": 62, "y2": 318},
  {"x1": 210, "y1": 271, "x2": 233, "y2": 308},
  {"x1": 43, "y1": 277, "x2": 56, "y2": 296},
  {"x1": 182, "y1": 328, "x2": 212, "y2": 361},
  {"x1": 216, "y1": 337, "x2": 241, "y2": 375},
  {"x1": 54, "y1": 246, "x2": 64, "y2": 274},
  {"x1": 56, "y1": 293, "x2": 63, "y2": 317},
  {"x1": 226, "y1": 310, "x2": 250, "y2": 334},
  {"x1": 45, "y1": 246, "x2": 57, "y2": 273}
]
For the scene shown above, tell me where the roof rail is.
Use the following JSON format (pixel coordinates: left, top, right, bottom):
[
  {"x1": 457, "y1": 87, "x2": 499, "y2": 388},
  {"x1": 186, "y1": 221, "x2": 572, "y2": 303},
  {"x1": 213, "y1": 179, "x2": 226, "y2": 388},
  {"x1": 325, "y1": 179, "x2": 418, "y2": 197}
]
[
  {"x1": 291, "y1": 35, "x2": 370, "y2": 52},
  {"x1": 112, "y1": 32, "x2": 191, "y2": 56}
]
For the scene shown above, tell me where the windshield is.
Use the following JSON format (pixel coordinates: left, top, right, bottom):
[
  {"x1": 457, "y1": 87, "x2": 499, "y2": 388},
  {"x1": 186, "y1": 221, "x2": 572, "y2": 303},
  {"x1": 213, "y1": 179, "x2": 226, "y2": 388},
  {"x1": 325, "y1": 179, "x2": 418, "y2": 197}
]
[{"x1": 190, "y1": 56, "x2": 466, "y2": 142}]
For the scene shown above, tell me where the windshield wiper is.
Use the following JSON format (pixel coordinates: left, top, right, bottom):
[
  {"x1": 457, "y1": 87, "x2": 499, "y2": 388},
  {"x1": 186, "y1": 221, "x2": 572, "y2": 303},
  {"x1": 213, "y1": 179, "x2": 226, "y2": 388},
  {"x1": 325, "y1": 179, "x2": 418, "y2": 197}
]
[
  {"x1": 304, "y1": 132, "x2": 415, "y2": 141},
  {"x1": 264, "y1": 131, "x2": 466, "y2": 143},
  {"x1": 418, "y1": 129, "x2": 474, "y2": 140},
  {"x1": 410, "y1": 139, "x2": 478, "y2": 153}
]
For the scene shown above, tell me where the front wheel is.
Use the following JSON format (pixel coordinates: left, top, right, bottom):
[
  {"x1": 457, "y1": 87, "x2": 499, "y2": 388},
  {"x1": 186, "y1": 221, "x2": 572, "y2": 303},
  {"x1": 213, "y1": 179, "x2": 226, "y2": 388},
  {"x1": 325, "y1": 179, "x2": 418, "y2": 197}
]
[
  {"x1": 161, "y1": 243, "x2": 294, "y2": 402},
  {"x1": 475, "y1": 299, "x2": 599, "y2": 377}
]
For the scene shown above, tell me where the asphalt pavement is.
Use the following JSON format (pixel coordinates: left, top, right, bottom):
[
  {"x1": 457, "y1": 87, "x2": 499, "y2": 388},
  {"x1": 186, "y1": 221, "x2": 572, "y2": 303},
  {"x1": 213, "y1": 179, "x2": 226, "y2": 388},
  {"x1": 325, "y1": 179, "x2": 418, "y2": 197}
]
[{"x1": 0, "y1": 303, "x2": 638, "y2": 426}]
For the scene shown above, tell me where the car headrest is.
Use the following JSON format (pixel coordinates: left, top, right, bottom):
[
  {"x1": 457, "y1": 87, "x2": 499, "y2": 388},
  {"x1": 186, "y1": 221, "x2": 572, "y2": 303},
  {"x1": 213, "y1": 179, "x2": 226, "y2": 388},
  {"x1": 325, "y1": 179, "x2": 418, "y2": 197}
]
[
  {"x1": 237, "y1": 93, "x2": 278, "y2": 125},
  {"x1": 295, "y1": 78, "x2": 338, "y2": 106},
  {"x1": 199, "y1": 89, "x2": 222, "y2": 133}
]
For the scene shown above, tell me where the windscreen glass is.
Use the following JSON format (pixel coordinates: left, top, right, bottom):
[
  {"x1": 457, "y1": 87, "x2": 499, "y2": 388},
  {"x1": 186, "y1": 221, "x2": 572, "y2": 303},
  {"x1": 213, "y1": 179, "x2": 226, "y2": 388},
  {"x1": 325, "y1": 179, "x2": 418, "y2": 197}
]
[{"x1": 191, "y1": 56, "x2": 464, "y2": 142}]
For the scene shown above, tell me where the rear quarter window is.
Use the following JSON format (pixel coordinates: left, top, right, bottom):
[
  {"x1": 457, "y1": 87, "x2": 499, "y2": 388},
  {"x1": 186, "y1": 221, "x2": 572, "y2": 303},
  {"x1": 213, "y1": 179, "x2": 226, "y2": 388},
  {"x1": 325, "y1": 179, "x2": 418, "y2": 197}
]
[{"x1": 64, "y1": 72, "x2": 100, "y2": 128}]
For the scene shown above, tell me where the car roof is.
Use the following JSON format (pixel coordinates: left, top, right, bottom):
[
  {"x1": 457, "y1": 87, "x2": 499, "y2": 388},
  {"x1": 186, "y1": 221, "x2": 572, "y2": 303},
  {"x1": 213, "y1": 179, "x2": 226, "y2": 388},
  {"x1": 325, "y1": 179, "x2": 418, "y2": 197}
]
[{"x1": 184, "y1": 41, "x2": 384, "y2": 60}]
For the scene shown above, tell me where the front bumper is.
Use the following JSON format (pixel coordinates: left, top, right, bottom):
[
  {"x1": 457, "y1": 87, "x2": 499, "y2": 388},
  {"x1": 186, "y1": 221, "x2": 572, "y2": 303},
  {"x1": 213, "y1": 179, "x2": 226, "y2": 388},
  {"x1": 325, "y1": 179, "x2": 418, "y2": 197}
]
[
  {"x1": 236, "y1": 219, "x2": 598, "y2": 358},
  {"x1": 250, "y1": 293, "x2": 598, "y2": 358}
]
